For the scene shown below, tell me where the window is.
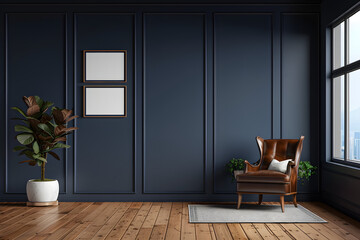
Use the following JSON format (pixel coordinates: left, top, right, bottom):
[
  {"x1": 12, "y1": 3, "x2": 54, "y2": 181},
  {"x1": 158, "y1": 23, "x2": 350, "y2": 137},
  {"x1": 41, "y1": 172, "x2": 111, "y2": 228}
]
[{"x1": 332, "y1": 8, "x2": 360, "y2": 166}]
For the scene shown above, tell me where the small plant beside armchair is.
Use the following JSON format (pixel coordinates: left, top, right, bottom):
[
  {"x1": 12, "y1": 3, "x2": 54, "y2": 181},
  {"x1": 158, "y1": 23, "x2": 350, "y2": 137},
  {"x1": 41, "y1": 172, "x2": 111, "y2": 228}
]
[
  {"x1": 225, "y1": 158, "x2": 246, "y2": 182},
  {"x1": 298, "y1": 161, "x2": 317, "y2": 185}
]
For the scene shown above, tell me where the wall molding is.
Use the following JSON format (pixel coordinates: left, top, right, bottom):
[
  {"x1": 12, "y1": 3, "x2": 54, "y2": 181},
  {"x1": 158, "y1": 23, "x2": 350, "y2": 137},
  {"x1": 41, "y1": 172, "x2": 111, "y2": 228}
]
[
  {"x1": 212, "y1": 12, "x2": 274, "y2": 194},
  {"x1": 280, "y1": 12, "x2": 321, "y2": 195},
  {"x1": 73, "y1": 12, "x2": 137, "y2": 194},
  {"x1": 142, "y1": 12, "x2": 207, "y2": 194},
  {"x1": 4, "y1": 12, "x2": 68, "y2": 194}
]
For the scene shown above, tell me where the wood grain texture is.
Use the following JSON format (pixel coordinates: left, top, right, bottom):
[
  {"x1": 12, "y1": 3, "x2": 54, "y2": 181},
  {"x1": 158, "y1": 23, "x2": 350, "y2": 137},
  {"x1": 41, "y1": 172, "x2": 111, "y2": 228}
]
[
  {"x1": 122, "y1": 202, "x2": 152, "y2": 240},
  {"x1": 166, "y1": 202, "x2": 182, "y2": 240},
  {"x1": 91, "y1": 202, "x2": 132, "y2": 240},
  {"x1": 75, "y1": 202, "x2": 122, "y2": 239},
  {"x1": 181, "y1": 202, "x2": 196, "y2": 240},
  {"x1": 150, "y1": 202, "x2": 172, "y2": 240},
  {"x1": 241, "y1": 224, "x2": 263, "y2": 240},
  {"x1": 280, "y1": 224, "x2": 312, "y2": 240},
  {"x1": 26, "y1": 200, "x2": 58, "y2": 206},
  {"x1": 227, "y1": 223, "x2": 248, "y2": 240},
  {"x1": 265, "y1": 224, "x2": 294, "y2": 240},
  {"x1": 195, "y1": 224, "x2": 212, "y2": 240},
  {"x1": 136, "y1": 202, "x2": 162, "y2": 240},
  {"x1": 213, "y1": 224, "x2": 233, "y2": 240},
  {"x1": 0, "y1": 202, "x2": 357, "y2": 240},
  {"x1": 104, "y1": 203, "x2": 140, "y2": 239},
  {"x1": 253, "y1": 223, "x2": 278, "y2": 240}
]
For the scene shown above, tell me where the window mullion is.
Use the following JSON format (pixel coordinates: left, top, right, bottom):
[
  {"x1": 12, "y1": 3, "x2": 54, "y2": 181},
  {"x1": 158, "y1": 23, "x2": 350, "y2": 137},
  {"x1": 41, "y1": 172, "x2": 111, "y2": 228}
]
[
  {"x1": 345, "y1": 19, "x2": 349, "y2": 65},
  {"x1": 345, "y1": 73, "x2": 349, "y2": 161},
  {"x1": 344, "y1": 19, "x2": 349, "y2": 161}
]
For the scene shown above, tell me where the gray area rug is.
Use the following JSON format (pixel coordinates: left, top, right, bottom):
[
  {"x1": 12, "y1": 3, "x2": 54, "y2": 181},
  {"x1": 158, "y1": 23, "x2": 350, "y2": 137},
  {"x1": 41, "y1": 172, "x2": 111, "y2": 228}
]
[{"x1": 188, "y1": 204, "x2": 327, "y2": 223}]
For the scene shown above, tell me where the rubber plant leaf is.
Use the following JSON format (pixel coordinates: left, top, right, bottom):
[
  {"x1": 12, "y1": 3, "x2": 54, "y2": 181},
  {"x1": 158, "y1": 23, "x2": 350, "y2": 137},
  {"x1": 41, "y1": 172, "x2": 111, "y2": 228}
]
[
  {"x1": 52, "y1": 108, "x2": 65, "y2": 125},
  {"x1": 52, "y1": 108, "x2": 75, "y2": 125},
  {"x1": 48, "y1": 151, "x2": 60, "y2": 160},
  {"x1": 33, "y1": 141, "x2": 39, "y2": 154},
  {"x1": 54, "y1": 125, "x2": 65, "y2": 136},
  {"x1": 55, "y1": 125, "x2": 78, "y2": 136},
  {"x1": 27, "y1": 105, "x2": 40, "y2": 116},
  {"x1": 53, "y1": 136, "x2": 67, "y2": 143},
  {"x1": 19, "y1": 150, "x2": 34, "y2": 159},
  {"x1": 11, "y1": 117, "x2": 25, "y2": 121},
  {"x1": 19, "y1": 160, "x2": 33, "y2": 164},
  {"x1": 62, "y1": 109, "x2": 72, "y2": 120},
  {"x1": 19, "y1": 159, "x2": 38, "y2": 166},
  {"x1": 14, "y1": 125, "x2": 33, "y2": 133},
  {"x1": 28, "y1": 118, "x2": 40, "y2": 130},
  {"x1": 40, "y1": 113, "x2": 52, "y2": 123},
  {"x1": 65, "y1": 115, "x2": 79, "y2": 123},
  {"x1": 64, "y1": 127, "x2": 78, "y2": 132},
  {"x1": 37, "y1": 157, "x2": 47, "y2": 162},
  {"x1": 29, "y1": 160, "x2": 36, "y2": 166},
  {"x1": 34, "y1": 96, "x2": 44, "y2": 109},
  {"x1": 16, "y1": 133, "x2": 34, "y2": 145},
  {"x1": 11, "y1": 107, "x2": 27, "y2": 118},
  {"x1": 23, "y1": 96, "x2": 40, "y2": 116},
  {"x1": 38, "y1": 135, "x2": 52, "y2": 141},
  {"x1": 53, "y1": 143, "x2": 70, "y2": 149},
  {"x1": 37, "y1": 123, "x2": 53, "y2": 137},
  {"x1": 32, "y1": 154, "x2": 47, "y2": 162},
  {"x1": 13, "y1": 145, "x2": 28, "y2": 152},
  {"x1": 41, "y1": 101, "x2": 54, "y2": 113},
  {"x1": 23, "y1": 96, "x2": 37, "y2": 107}
]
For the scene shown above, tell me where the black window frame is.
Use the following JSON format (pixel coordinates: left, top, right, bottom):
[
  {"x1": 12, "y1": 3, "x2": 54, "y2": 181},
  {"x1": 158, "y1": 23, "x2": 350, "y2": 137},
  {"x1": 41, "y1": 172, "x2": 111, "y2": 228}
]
[{"x1": 331, "y1": 7, "x2": 360, "y2": 168}]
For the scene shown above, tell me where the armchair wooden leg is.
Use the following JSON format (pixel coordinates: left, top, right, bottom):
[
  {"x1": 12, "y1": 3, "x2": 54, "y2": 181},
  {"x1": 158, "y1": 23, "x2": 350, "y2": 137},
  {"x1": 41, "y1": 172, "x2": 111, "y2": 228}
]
[
  {"x1": 293, "y1": 194, "x2": 298, "y2": 207},
  {"x1": 258, "y1": 194, "x2": 263, "y2": 205},
  {"x1": 237, "y1": 193, "x2": 242, "y2": 209},
  {"x1": 280, "y1": 195, "x2": 285, "y2": 212}
]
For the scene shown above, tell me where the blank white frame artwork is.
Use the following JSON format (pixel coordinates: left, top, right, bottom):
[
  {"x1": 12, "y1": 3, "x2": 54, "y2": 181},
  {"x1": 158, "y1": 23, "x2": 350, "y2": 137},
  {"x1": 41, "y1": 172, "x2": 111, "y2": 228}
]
[
  {"x1": 83, "y1": 86, "x2": 127, "y2": 117},
  {"x1": 83, "y1": 50, "x2": 126, "y2": 82}
]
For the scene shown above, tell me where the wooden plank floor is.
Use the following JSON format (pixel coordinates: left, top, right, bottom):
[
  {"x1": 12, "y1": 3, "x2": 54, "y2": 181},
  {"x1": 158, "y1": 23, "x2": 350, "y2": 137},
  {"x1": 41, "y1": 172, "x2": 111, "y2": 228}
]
[{"x1": 0, "y1": 202, "x2": 359, "y2": 240}]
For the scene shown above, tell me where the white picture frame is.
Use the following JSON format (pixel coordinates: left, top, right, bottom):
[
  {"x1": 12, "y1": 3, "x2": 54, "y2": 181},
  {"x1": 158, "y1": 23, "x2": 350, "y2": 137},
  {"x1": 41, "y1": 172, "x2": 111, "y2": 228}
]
[
  {"x1": 83, "y1": 86, "x2": 127, "y2": 117},
  {"x1": 83, "y1": 50, "x2": 127, "y2": 82}
]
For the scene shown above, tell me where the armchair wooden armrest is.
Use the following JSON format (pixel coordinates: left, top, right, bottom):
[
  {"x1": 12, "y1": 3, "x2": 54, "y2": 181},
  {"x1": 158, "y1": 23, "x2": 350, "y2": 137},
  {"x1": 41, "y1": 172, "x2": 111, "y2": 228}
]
[
  {"x1": 288, "y1": 161, "x2": 295, "y2": 167},
  {"x1": 244, "y1": 160, "x2": 260, "y2": 173},
  {"x1": 286, "y1": 161, "x2": 296, "y2": 176}
]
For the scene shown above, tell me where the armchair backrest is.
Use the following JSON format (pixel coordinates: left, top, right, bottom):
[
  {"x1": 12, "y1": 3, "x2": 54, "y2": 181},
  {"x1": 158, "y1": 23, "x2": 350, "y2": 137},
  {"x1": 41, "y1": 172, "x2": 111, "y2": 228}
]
[{"x1": 256, "y1": 136, "x2": 305, "y2": 170}]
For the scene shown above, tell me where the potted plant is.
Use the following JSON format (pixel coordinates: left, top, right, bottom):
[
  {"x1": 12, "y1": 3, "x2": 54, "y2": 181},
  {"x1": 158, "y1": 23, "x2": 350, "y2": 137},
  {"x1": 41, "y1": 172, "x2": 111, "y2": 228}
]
[
  {"x1": 298, "y1": 161, "x2": 317, "y2": 185},
  {"x1": 225, "y1": 158, "x2": 246, "y2": 181},
  {"x1": 12, "y1": 96, "x2": 78, "y2": 206}
]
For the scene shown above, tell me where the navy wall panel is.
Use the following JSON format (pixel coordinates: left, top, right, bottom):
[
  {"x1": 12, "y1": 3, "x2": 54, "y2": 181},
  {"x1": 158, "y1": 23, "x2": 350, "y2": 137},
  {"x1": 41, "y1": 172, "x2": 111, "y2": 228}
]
[
  {"x1": 143, "y1": 14, "x2": 205, "y2": 193},
  {"x1": 214, "y1": 13, "x2": 272, "y2": 193},
  {"x1": 281, "y1": 13, "x2": 319, "y2": 193},
  {"x1": 74, "y1": 13, "x2": 135, "y2": 193},
  {"x1": 6, "y1": 13, "x2": 66, "y2": 193},
  {"x1": 0, "y1": 4, "x2": 320, "y2": 201}
]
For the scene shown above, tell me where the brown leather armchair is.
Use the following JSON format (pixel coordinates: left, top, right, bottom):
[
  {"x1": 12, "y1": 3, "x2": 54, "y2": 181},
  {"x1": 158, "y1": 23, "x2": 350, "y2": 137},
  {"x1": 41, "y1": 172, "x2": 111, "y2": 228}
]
[{"x1": 236, "y1": 136, "x2": 305, "y2": 212}]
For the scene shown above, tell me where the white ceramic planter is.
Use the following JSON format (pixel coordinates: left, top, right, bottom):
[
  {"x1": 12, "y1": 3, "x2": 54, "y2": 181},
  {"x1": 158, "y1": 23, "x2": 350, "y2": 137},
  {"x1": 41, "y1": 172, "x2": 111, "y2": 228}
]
[{"x1": 26, "y1": 179, "x2": 59, "y2": 203}]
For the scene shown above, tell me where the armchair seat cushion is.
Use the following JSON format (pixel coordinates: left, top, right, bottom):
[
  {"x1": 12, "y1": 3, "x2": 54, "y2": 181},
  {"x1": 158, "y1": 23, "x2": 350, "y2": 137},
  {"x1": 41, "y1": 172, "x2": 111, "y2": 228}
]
[{"x1": 236, "y1": 170, "x2": 290, "y2": 183}]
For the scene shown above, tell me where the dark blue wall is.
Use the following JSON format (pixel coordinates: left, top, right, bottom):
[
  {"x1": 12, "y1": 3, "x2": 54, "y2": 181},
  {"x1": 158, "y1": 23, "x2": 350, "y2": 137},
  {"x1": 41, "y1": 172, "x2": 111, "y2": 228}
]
[
  {"x1": 0, "y1": 3, "x2": 320, "y2": 202},
  {"x1": 320, "y1": 0, "x2": 360, "y2": 220}
]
